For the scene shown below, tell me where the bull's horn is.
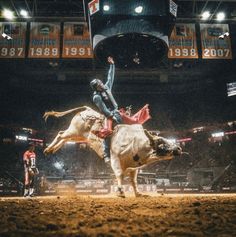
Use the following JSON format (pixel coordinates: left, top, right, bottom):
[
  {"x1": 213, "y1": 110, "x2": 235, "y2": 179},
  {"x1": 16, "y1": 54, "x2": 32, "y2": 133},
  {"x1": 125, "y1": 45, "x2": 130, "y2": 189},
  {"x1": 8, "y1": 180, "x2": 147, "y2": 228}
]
[{"x1": 181, "y1": 152, "x2": 190, "y2": 156}]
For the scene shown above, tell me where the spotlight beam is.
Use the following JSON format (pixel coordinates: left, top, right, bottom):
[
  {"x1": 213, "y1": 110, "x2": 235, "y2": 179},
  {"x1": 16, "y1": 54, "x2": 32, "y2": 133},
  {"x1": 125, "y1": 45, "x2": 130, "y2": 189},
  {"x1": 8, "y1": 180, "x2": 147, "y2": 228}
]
[
  {"x1": 24, "y1": 0, "x2": 32, "y2": 16},
  {"x1": 210, "y1": 1, "x2": 223, "y2": 20},
  {"x1": 10, "y1": 0, "x2": 20, "y2": 17}
]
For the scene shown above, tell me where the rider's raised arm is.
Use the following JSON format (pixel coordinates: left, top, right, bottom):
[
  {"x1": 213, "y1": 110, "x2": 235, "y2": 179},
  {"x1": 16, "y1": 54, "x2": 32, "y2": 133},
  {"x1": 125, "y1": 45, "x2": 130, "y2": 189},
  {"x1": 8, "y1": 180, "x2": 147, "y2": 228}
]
[
  {"x1": 105, "y1": 57, "x2": 115, "y2": 90},
  {"x1": 93, "y1": 94, "x2": 113, "y2": 118}
]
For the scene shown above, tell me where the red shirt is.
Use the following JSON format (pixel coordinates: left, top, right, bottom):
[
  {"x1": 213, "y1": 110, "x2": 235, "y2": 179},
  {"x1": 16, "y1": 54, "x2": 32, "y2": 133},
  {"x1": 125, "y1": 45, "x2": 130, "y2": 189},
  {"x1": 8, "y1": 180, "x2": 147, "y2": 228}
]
[{"x1": 23, "y1": 150, "x2": 36, "y2": 168}]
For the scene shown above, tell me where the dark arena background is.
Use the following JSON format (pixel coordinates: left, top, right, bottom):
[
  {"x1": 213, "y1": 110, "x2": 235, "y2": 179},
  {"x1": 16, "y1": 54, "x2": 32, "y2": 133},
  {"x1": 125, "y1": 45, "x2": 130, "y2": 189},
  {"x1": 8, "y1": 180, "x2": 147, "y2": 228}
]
[{"x1": 0, "y1": 0, "x2": 236, "y2": 236}]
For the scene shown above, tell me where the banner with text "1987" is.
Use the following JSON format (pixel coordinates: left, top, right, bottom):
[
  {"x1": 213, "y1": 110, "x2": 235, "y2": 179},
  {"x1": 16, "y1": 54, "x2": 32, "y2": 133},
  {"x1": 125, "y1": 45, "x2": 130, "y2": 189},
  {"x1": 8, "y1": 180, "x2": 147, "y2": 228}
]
[
  {"x1": 62, "y1": 22, "x2": 93, "y2": 58},
  {"x1": 28, "y1": 22, "x2": 60, "y2": 58},
  {"x1": 0, "y1": 22, "x2": 26, "y2": 58},
  {"x1": 168, "y1": 23, "x2": 198, "y2": 59},
  {"x1": 200, "y1": 24, "x2": 232, "y2": 59}
]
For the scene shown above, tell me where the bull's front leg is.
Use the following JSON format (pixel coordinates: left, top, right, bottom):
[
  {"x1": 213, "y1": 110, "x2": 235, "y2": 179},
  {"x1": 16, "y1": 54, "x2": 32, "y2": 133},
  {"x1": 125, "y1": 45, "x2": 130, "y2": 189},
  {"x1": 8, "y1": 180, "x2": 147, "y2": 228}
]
[
  {"x1": 111, "y1": 156, "x2": 125, "y2": 198},
  {"x1": 50, "y1": 139, "x2": 67, "y2": 154},
  {"x1": 129, "y1": 169, "x2": 149, "y2": 198}
]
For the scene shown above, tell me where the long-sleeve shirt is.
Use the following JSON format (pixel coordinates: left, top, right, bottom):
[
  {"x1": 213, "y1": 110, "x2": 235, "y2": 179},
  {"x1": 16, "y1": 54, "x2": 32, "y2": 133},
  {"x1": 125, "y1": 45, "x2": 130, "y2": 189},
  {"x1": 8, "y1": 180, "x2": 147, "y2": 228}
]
[{"x1": 92, "y1": 64, "x2": 118, "y2": 117}]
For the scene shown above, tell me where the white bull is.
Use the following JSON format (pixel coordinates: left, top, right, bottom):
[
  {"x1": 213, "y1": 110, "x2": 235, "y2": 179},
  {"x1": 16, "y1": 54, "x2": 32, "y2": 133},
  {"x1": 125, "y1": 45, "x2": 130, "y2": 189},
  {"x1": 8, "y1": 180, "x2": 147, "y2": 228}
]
[{"x1": 43, "y1": 106, "x2": 182, "y2": 197}]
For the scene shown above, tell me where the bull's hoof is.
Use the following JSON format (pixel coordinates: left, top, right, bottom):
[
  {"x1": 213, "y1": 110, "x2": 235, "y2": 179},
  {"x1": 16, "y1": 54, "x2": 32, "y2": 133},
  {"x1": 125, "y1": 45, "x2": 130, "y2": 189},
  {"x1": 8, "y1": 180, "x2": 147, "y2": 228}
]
[
  {"x1": 116, "y1": 187, "x2": 125, "y2": 198},
  {"x1": 43, "y1": 148, "x2": 51, "y2": 155},
  {"x1": 117, "y1": 192, "x2": 125, "y2": 198},
  {"x1": 135, "y1": 193, "x2": 149, "y2": 198}
]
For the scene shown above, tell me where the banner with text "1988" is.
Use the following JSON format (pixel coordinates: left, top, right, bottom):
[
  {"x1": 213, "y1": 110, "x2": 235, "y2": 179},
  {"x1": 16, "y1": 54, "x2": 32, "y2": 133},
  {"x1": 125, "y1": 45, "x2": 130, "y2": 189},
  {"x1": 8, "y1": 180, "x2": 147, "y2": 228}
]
[{"x1": 168, "y1": 23, "x2": 198, "y2": 59}]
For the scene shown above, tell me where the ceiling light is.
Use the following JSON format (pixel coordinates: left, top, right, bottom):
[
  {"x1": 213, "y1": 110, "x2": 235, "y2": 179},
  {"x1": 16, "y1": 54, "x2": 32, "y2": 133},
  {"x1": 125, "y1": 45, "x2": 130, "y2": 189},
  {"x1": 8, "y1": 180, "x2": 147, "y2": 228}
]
[
  {"x1": 2, "y1": 9, "x2": 14, "y2": 20},
  {"x1": 20, "y1": 9, "x2": 28, "y2": 18},
  {"x1": 103, "y1": 5, "x2": 110, "y2": 11},
  {"x1": 202, "y1": 11, "x2": 210, "y2": 20},
  {"x1": 135, "y1": 6, "x2": 143, "y2": 14},
  {"x1": 216, "y1": 12, "x2": 225, "y2": 21}
]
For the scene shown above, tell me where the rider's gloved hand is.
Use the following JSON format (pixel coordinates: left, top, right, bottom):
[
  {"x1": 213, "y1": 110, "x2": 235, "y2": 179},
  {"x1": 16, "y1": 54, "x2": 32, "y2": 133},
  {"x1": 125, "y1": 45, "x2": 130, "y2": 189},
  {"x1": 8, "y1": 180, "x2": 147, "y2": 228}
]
[
  {"x1": 111, "y1": 110, "x2": 120, "y2": 123},
  {"x1": 112, "y1": 115, "x2": 119, "y2": 123}
]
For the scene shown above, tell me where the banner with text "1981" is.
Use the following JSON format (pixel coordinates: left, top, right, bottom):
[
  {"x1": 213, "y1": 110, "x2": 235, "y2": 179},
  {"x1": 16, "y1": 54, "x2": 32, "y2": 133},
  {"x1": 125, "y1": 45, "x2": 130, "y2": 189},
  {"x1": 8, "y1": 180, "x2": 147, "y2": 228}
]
[
  {"x1": 200, "y1": 24, "x2": 232, "y2": 59},
  {"x1": 0, "y1": 22, "x2": 26, "y2": 58},
  {"x1": 168, "y1": 23, "x2": 198, "y2": 59},
  {"x1": 62, "y1": 22, "x2": 93, "y2": 58},
  {"x1": 28, "y1": 22, "x2": 60, "y2": 58}
]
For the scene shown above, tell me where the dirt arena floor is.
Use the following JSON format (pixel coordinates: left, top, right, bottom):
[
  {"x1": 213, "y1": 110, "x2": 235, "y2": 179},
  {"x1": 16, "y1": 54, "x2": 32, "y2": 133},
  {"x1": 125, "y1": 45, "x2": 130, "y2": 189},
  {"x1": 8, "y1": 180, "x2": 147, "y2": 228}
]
[{"x1": 0, "y1": 193, "x2": 236, "y2": 237}]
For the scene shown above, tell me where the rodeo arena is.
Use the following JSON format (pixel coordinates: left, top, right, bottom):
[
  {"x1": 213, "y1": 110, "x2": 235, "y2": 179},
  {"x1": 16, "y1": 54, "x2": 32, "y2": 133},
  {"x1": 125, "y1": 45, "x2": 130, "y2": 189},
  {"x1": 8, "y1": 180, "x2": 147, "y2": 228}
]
[{"x1": 1, "y1": 0, "x2": 236, "y2": 236}]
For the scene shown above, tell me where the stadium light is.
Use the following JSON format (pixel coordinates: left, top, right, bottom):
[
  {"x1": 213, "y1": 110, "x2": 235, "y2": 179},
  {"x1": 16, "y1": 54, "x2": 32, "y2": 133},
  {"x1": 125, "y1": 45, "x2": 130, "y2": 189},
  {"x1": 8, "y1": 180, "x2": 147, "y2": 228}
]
[
  {"x1": 202, "y1": 11, "x2": 210, "y2": 20},
  {"x1": 211, "y1": 132, "x2": 224, "y2": 138},
  {"x1": 103, "y1": 5, "x2": 110, "y2": 11},
  {"x1": 216, "y1": 12, "x2": 225, "y2": 21},
  {"x1": 2, "y1": 9, "x2": 14, "y2": 20},
  {"x1": 167, "y1": 138, "x2": 176, "y2": 144},
  {"x1": 54, "y1": 162, "x2": 64, "y2": 170},
  {"x1": 20, "y1": 9, "x2": 28, "y2": 18},
  {"x1": 15, "y1": 135, "x2": 28, "y2": 141},
  {"x1": 135, "y1": 6, "x2": 143, "y2": 14}
]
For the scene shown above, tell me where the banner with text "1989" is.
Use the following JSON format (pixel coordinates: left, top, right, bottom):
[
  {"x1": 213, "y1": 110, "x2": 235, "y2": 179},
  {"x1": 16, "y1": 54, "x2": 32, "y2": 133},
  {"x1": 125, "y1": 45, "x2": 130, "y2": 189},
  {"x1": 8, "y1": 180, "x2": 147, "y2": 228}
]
[
  {"x1": 28, "y1": 22, "x2": 60, "y2": 58},
  {"x1": 200, "y1": 24, "x2": 232, "y2": 59},
  {"x1": 168, "y1": 23, "x2": 198, "y2": 59},
  {"x1": 0, "y1": 22, "x2": 26, "y2": 58}
]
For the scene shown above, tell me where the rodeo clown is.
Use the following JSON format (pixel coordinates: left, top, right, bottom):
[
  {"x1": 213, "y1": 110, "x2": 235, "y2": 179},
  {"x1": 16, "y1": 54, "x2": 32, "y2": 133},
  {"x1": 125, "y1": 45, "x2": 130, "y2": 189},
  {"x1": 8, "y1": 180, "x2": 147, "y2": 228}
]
[
  {"x1": 90, "y1": 56, "x2": 123, "y2": 163},
  {"x1": 23, "y1": 143, "x2": 39, "y2": 197}
]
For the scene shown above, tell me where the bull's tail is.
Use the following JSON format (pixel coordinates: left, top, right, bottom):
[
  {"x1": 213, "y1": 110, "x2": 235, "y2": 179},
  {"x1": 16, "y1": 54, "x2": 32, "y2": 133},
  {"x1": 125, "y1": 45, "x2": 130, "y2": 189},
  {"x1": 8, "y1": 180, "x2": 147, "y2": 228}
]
[{"x1": 43, "y1": 106, "x2": 88, "y2": 122}]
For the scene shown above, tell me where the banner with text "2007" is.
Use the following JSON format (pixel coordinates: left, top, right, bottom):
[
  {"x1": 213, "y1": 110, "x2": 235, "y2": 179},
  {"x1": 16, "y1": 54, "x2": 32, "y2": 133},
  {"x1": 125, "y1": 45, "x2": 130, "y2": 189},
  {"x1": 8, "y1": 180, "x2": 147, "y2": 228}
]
[
  {"x1": 62, "y1": 22, "x2": 93, "y2": 58},
  {"x1": 28, "y1": 22, "x2": 60, "y2": 58},
  {"x1": 168, "y1": 23, "x2": 198, "y2": 59},
  {"x1": 0, "y1": 22, "x2": 26, "y2": 58},
  {"x1": 200, "y1": 24, "x2": 232, "y2": 59}
]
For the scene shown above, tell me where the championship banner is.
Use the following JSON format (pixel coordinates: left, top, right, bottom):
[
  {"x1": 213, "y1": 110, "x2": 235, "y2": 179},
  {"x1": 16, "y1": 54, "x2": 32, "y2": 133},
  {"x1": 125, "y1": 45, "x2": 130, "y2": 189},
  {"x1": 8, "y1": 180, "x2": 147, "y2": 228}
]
[
  {"x1": 168, "y1": 23, "x2": 198, "y2": 59},
  {"x1": 28, "y1": 22, "x2": 60, "y2": 58},
  {"x1": 0, "y1": 22, "x2": 26, "y2": 58},
  {"x1": 200, "y1": 24, "x2": 232, "y2": 59},
  {"x1": 62, "y1": 22, "x2": 93, "y2": 58}
]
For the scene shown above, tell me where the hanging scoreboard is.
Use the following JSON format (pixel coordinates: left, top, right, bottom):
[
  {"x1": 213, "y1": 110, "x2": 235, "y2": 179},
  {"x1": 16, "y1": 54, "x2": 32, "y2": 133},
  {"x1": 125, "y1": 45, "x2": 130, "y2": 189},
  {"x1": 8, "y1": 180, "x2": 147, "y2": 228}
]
[
  {"x1": 28, "y1": 22, "x2": 60, "y2": 58},
  {"x1": 200, "y1": 24, "x2": 232, "y2": 59},
  {"x1": 0, "y1": 22, "x2": 27, "y2": 58},
  {"x1": 62, "y1": 22, "x2": 93, "y2": 58},
  {"x1": 168, "y1": 23, "x2": 198, "y2": 59}
]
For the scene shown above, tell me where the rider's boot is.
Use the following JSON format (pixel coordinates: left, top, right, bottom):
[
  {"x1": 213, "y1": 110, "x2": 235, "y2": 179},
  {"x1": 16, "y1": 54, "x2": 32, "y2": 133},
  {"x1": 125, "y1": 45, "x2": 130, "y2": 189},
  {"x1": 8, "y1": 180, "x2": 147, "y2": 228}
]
[{"x1": 103, "y1": 137, "x2": 111, "y2": 163}]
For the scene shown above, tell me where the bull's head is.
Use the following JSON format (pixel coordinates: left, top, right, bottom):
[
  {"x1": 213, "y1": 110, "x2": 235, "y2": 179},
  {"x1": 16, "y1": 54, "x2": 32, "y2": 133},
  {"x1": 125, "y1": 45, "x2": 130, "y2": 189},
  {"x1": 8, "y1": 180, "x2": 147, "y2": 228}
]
[
  {"x1": 144, "y1": 130, "x2": 182, "y2": 157},
  {"x1": 155, "y1": 137, "x2": 182, "y2": 157}
]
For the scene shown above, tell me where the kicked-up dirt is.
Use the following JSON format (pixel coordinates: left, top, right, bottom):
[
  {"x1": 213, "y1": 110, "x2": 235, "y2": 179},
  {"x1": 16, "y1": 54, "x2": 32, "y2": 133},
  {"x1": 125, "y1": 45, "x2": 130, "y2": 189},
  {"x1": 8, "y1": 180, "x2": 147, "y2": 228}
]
[{"x1": 0, "y1": 194, "x2": 236, "y2": 237}]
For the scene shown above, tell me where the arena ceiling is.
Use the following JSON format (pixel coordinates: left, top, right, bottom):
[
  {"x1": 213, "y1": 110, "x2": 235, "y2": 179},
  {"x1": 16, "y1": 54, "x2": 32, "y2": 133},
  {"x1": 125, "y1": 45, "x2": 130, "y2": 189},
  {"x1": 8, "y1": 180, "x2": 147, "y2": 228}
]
[
  {"x1": 0, "y1": 0, "x2": 235, "y2": 128},
  {"x1": 0, "y1": 0, "x2": 236, "y2": 94}
]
